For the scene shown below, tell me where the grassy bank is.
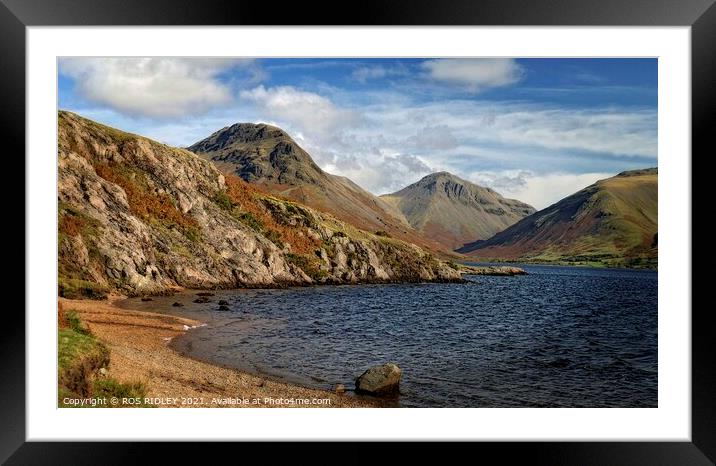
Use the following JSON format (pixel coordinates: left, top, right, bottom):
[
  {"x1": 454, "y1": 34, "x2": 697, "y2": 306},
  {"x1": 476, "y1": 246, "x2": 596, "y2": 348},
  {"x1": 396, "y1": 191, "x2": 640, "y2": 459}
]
[{"x1": 57, "y1": 303, "x2": 149, "y2": 407}]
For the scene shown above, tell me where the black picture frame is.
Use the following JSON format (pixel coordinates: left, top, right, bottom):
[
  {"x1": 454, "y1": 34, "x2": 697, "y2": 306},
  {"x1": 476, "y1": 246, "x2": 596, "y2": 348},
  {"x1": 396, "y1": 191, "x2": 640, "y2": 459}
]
[{"x1": 3, "y1": 0, "x2": 712, "y2": 463}]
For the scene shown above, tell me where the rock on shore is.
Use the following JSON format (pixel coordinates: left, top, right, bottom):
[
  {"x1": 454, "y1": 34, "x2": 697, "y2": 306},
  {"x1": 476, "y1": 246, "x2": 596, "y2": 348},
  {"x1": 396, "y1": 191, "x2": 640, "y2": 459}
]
[{"x1": 355, "y1": 363, "x2": 402, "y2": 396}]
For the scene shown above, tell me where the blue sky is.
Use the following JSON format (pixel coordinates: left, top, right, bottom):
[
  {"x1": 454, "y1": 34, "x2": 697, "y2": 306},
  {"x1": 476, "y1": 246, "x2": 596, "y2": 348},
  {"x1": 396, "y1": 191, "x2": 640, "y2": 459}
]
[{"x1": 58, "y1": 58, "x2": 657, "y2": 209}]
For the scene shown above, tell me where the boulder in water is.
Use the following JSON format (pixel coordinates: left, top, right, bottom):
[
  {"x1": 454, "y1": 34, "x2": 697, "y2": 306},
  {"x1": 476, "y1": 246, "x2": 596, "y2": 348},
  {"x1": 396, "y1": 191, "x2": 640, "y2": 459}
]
[{"x1": 355, "y1": 363, "x2": 402, "y2": 396}]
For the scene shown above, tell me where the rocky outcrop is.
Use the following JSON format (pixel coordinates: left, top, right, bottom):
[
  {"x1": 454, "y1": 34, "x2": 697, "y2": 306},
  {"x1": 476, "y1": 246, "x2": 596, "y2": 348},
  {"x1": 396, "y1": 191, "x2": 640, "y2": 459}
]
[
  {"x1": 58, "y1": 111, "x2": 461, "y2": 297},
  {"x1": 457, "y1": 265, "x2": 527, "y2": 276},
  {"x1": 355, "y1": 363, "x2": 402, "y2": 396}
]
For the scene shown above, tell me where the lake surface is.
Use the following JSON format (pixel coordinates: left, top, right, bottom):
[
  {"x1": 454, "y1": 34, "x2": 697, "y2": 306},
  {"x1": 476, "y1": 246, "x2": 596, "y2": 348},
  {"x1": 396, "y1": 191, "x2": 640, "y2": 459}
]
[{"x1": 119, "y1": 264, "x2": 657, "y2": 407}]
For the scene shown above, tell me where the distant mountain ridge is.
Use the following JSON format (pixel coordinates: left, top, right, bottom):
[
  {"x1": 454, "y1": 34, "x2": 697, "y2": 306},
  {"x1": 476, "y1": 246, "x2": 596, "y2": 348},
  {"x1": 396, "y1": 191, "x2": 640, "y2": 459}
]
[
  {"x1": 381, "y1": 172, "x2": 535, "y2": 250},
  {"x1": 188, "y1": 123, "x2": 447, "y2": 252},
  {"x1": 458, "y1": 168, "x2": 658, "y2": 268}
]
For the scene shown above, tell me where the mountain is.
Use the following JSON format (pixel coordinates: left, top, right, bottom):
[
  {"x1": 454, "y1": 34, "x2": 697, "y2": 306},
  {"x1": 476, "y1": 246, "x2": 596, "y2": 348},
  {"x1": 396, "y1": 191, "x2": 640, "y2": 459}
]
[
  {"x1": 380, "y1": 172, "x2": 535, "y2": 250},
  {"x1": 57, "y1": 111, "x2": 461, "y2": 297},
  {"x1": 187, "y1": 123, "x2": 447, "y2": 252},
  {"x1": 457, "y1": 168, "x2": 658, "y2": 268}
]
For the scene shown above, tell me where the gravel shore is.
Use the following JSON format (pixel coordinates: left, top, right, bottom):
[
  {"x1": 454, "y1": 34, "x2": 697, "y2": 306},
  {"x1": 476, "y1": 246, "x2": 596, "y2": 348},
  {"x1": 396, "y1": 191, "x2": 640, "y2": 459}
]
[{"x1": 59, "y1": 295, "x2": 379, "y2": 408}]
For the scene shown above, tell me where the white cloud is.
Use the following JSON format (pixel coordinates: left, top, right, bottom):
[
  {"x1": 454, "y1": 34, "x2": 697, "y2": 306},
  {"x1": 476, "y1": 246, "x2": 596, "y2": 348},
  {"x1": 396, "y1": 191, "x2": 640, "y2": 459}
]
[
  {"x1": 421, "y1": 58, "x2": 524, "y2": 92},
  {"x1": 351, "y1": 66, "x2": 389, "y2": 83},
  {"x1": 59, "y1": 58, "x2": 254, "y2": 118},
  {"x1": 320, "y1": 150, "x2": 434, "y2": 195},
  {"x1": 229, "y1": 88, "x2": 654, "y2": 201},
  {"x1": 239, "y1": 85, "x2": 360, "y2": 135},
  {"x1": 467, "y1": 170, "x2": 614, "y2": 209},
  {"x1": 350, "y1": 65, "x2": 409, "y2": 83},
  {"x1": 405, "y1": 125, "x2": 459, "y2": 150},
  {"x1": 471, "y1": 106, "x2": 657, "y2": 157},
  {"x1": 363, "y1": 100, "x2": 657, "y2": 158}
]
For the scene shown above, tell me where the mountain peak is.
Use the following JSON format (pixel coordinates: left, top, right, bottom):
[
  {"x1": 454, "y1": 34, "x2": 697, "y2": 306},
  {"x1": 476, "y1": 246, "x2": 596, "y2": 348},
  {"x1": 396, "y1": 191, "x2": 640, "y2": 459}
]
[
  {"x1": 187, "y1": 121, "x2": 323, "y2": 185},
  {"x1": 616, "y1": 167, "x2": 658, "y2": 178},
  {"x1": 188, "y1": 122, "x2": 295, "y2": 154},
  {"x1": 421, "y1": 171, "x2": 463, "y2": 183},
  {"x1": 382, "y1": 171, "x2": 535, "y2": 249},
  {"x1": 187, "y1": 122, "x2": 443, "y2": 251},
  {"x1": 427, "y1": 171, "x2": 453, "y2": 178}
]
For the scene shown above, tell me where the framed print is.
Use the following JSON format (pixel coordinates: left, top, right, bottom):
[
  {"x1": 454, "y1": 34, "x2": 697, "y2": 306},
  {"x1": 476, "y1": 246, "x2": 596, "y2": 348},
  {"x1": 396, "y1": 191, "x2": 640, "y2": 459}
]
[{"x1": 4, "y1": 0, "x2": 714, "y2": 463}]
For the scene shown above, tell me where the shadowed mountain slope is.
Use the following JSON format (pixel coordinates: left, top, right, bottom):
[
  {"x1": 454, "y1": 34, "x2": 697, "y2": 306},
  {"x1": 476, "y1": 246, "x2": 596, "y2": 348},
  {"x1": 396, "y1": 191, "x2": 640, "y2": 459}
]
[{"x1": 458, "y1": 168, "x2": 658, "y2": 268}]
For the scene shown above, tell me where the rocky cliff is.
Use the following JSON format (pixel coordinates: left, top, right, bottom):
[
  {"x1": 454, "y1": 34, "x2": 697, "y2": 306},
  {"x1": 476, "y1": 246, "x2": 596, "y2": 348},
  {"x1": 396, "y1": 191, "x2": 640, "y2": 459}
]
[{"x1": 58, "y1": 111, "x2": 461, "y2": 297}]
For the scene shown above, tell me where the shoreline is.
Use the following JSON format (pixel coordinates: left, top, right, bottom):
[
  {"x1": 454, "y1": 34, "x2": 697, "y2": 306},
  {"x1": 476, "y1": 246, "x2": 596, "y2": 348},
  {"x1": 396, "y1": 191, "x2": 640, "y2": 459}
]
[
  {"x1": 59, "y1": 295, "x2": 381, "y2": 408},
  {"x1": 459, "y1": 258, "x2": 657, "y2": 271}
]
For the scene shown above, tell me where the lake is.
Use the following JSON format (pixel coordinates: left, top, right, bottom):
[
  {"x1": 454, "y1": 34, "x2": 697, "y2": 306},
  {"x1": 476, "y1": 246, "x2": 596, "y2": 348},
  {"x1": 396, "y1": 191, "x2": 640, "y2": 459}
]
[{"x1": 119, "y1": 264, "x2": 657, "y2": 407}]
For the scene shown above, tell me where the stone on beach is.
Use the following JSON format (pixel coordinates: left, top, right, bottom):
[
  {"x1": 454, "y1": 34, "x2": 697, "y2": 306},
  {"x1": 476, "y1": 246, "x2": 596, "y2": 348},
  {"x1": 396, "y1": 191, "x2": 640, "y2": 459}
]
[{"x1": 355, "y1": 363, "x2": 402, "y2": 396}]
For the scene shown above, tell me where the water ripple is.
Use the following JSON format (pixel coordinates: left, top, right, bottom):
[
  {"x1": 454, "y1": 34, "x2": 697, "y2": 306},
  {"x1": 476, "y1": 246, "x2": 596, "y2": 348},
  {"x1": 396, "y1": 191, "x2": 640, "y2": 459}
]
[{"x1": 122, "y1": 264, "x2": 657, "y2": 407}]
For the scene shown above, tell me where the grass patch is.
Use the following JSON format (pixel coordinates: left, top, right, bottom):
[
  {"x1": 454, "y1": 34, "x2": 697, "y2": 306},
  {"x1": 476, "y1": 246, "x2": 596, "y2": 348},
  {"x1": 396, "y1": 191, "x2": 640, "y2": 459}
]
[
  {"x1": 235, "y1": 211, "x2": 264, "y2": 232},
  {"x1": 213, "y1": 190, "x2": 234, "y2": 211},
  {"x1": 66, "y1": 309, "x2": 90, "y2": 335},
  {"x1": 382, "y1": 244, "x2": 439, "y2": 281},
  {"x1": 286, "y1": 253, "x2": 327, "y2": 281},
  {"x1": 84, "y1": 117, "x2": 140, "y2": 144},
  {"x1": 170, "y1": 242, "x2": 193, "y2": 258},
  {"x1": 264, "y1": 229, "x2": 284, "y2": 248},
  {"x1": 58, "y1": 327, "x2": 110, "y2": 397},
  {"x1": 58, "y1": 311, "x2": 150, "y2": 407},
  {"x1": 58, "y1": 277, "x2": 108, "y2": 300},
  {"x1": 92, "y1": 379, "x2": 151, "y2": 407}
]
